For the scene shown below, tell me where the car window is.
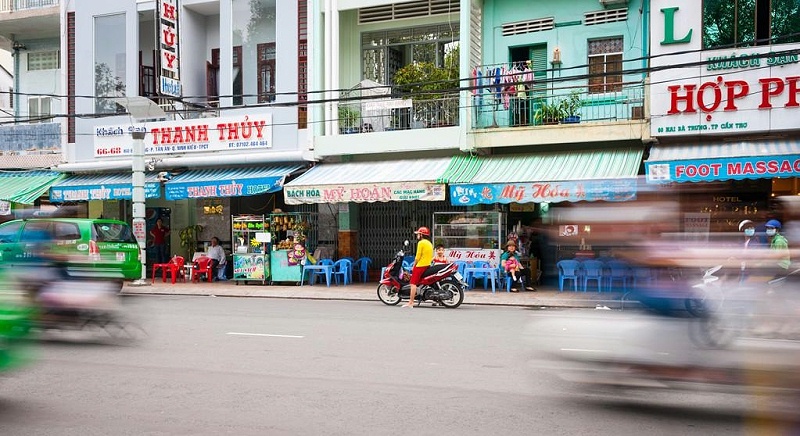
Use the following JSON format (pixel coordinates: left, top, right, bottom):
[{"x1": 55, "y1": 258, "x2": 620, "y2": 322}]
[
  {"x1": 20, "y1": 221, "x2": 52, "y2": 241},
  {"x1": 52, "y1": 222, "x2": 82, "y2": 241},
  {"x1": 0, "y1": 222, "x2": 22, "y2": 243},
  {"x1": 93, "y1": 223, "x2": 136, "y2": 243}
]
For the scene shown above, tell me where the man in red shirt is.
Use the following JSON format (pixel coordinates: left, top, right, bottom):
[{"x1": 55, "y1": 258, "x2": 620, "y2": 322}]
[{"x1": 149, "y1": 218, "x2": 170, "y2": 264}]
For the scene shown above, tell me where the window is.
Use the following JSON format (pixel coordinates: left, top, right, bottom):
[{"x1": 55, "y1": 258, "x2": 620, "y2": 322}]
[
  {"x1": 52, "y1": 222, "x2": 81, "y2": 241},
  {"x1": 703, "y1": 0, "x2": 800, "y2": 48},
  {"x1": 0, "y1": 222, "x2": 22, "y2": 244},
  {"x1": 28, "y1": 96, "x2": 53, "y2": 123},
  {"x1": 361, "y1": 25, "x2": 459, "y2": 85},
  {"x1": 21, "y1": 221, "x2": 51, "y2": 241},
  {"x1": 27, "y1": 51, "x2": 60, "y2": 71},
  {"x1": 232, "y1": 0, "x2": 276, "y2": 107},
  {"x1": 94, "y1": 13, "x2": 126, "y2": 114},
  {"x1": 587, "y1": 37, "x2": 623, "y2": 94}
]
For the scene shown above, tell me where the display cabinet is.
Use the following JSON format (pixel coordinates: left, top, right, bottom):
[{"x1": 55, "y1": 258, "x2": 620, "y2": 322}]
[
  {"x1": 231, "y1": 215, "x2": 269, "y2": 284},
  {"x1": 432, "y1": 211, "x2": 504, "y2": 249},
  {"x1": 269, "y1": 212, "x2": 310, "y2": 284}
]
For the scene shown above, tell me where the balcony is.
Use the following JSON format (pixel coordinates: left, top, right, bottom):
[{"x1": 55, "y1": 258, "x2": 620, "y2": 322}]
[
  {"x1": 337, "y1": 94, "x2": 459, "y2": 134},
  {"x1": 0, "y1": 0, "x2": 58, "y2": 13},
  {"x1": 0, "y1": 0, "x2": 60, "y2": 43}
]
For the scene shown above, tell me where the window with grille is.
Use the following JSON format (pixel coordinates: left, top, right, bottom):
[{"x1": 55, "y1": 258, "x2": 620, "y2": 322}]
[
  {"x1": 28, "y1": 96, "x2": 53, "y2": 123},
  {"x1": 587, "y1": 37, "x2": 623, "y2": 94},
  {"x1": 28, "y1": 50, "x2": 60, "y2": 71}
]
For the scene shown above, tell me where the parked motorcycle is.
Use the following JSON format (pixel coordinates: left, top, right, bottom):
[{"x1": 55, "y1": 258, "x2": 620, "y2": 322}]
[{"x1": 377, "y1": 241, "x2": 466, "y2": 308}]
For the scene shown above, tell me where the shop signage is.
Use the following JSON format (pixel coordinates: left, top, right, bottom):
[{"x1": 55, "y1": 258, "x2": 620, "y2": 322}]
[
  {"x1": 448, "y1": 179, "x2": 637, "y2": 206},
  {"x1": 233, "y1": 254, "x2": 266, "y2": 280},
  {"x1": 646, "y1": 154, "x2": 800, "y2": 183},
  {"x1": 284, "y1": 182, "x2": 446, "y2": 204},
  {"x1": 444, "y1": 249, "x2": 501, "y2": 268},
  {"x1": 165, "y1": 176, "x2": 284, "y2": 200},
  {"x1": 93, "y1": 114, "x2": 273, "y2": 157},
  {"x1": 650, "y1": 0, "x2": 800, "y2": 137},
  {"x1": 158, "y1": 0, "x2": 181, "y2": 97},
  {"x1": 50, "y1": 183, "x2": 161, "y2": 203}
]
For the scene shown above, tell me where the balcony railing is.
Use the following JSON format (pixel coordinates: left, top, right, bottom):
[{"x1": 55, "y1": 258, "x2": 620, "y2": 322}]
[
  {"x1": 338, "y1": 94, "x2": 459, "y2": 134},
  {"x1": 0, "y1": 0, "x2": 58, "y2": 13}
]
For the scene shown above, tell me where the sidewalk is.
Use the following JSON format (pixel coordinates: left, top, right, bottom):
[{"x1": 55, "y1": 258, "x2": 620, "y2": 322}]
[{"x1": 122, "y1": 278, "x2": 637, "y2": 309}]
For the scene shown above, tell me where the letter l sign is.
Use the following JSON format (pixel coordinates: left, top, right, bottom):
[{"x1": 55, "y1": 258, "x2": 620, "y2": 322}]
[{"x1": 661, "y1": 7, "x2": 692, "y2": 45}]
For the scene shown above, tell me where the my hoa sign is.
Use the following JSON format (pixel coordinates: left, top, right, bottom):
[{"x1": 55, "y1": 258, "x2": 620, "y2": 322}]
[{"x1": 650, "y1": 0, "x2": 800, "y2": 137}]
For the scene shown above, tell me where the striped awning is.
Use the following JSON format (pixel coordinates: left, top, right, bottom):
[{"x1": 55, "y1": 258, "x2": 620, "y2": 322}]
[
  {"x1": 50, "y1": 173, "x2": 162, "y2": 203},
  {"x1": 165, "y1": 165, "x2": 304, "y2": 200},
  {"x1": 645, "y1": 141, "x2": 800, "y2": 183},
  {"x1": 0, "y1": 170, "x2": 64, "y2": 205},
  {"x1": 283, "y1": 158, "x2": 452, "y2": 204},
  {"x1": 446, "y1": 148, "x2": 643, "y2": 205}
]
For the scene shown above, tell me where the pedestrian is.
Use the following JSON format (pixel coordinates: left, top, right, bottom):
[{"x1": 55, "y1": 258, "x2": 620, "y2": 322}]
[
  {"x1": 738, "y1": 219, "x2": 764, "y2": 282},
  {"x1": 765, "y1": 219, "x2": 791, "y2": 279},
  {"x1": 149, "y1": 218, "x2": 170, "y2": 264},
  {"x1": 404, "y1": 226, "x2": 432, "y2": 308},
  {"x1": 500, "y1": 240, "x2": 535, "y2": 292},
  {"x1": 432, "y1": 244, "x2": 448, "y2": 264},
  {"x1": 207, "y1": 236, "x2": 228, "y2": 281}
]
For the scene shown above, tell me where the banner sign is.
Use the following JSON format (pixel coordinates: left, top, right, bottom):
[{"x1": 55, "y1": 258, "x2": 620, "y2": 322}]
[
  {"x1": 94, "y1": 114, "x2": 273, "y2": 157},
  {"x1": 443, "y1": 248, "x2": 502, "y2": 268},
  {"x1": 50, "y1": 182, "x2": 161, "y2": 202},
  {"x1": 650, "y1": 0, "x2": 800, "y2": 137},
  {"x1": 646, "y1": 154, "x2": 800, "y2": 183},
  {"x1": 449, "y1": 179, "x2": 637, "y2": 205},
  {"x1": 284, "y1": 182, "x2": 446, "y2": 204},
  {"x1": 157, "y1": 0, "x2": 181, "y2": 97},
  {"x1": 233, "y1": 254, "x2": 266, "y2": 280},
  {"x1": 165, "y1": 176, "x2": 284, "y2": 200}
]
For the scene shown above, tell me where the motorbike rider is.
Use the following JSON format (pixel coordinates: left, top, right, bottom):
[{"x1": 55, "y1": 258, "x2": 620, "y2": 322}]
[
  {"x1": 404, "y1": 226, "x2": 433, "y2": 308},
  {"x1": 738, "y1": 219, "x2": 765, "y2": 283},
  {"x1": 765, "y1": 219, "x2": 791, "y2": 280}
]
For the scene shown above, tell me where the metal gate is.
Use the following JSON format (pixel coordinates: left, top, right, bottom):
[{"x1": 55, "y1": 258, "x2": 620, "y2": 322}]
[{"x1": 359, "y1": 201, "x2": 464, "y2": 267}]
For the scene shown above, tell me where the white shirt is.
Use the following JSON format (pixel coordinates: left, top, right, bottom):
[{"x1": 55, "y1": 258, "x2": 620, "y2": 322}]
[{"x1": 208, "y1": 244, "x2": 226, "y2": 263}]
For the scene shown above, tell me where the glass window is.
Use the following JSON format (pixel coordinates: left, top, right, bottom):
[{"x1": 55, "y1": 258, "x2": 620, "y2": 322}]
[
  {"x1": 21, "y1": 221, "x2": 52, "y2": 241},
  {"x1": 0, "y1": 222, "x2": 22, "y2": 244},
  {"x1": 27, "y1": 51, "x2": 60, "y2": 71},
  {"x1": 52, "y1": 222, "x2": 81, "y2": 241},
  {"x1": 94, "y1": 13, "x2": 126, "y2": 114},
  {"x1": 93, "y1": 223, "x2": 135, "y2": 243},
  {"x1": 587, "y1": 38, "x2": 623, "y2": 94},
  {"x1": 232, "y1": 0, "x2": 276, "y2": 106},
  {"x1": 28, "y1": 96, "x2": 52, "y2": 123},
  {"x1": 703, "y1": 0, "x2": 799, "y2": 48}
]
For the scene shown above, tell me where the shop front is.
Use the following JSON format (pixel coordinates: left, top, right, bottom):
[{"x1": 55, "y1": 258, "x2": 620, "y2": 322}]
[{"x1": 0, "y1": 171, "x2": 65, "y2": 215}]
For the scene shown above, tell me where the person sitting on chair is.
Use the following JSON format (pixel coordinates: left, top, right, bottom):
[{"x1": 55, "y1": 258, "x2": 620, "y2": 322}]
[
  {"x1": 207, "y1": 237, "x2": 228, "y2": 281},
  {"x1": 504, "y1": 256, "x2": 521, "y2": 283},
  {"x1": 500, "y1": 240, "x2": 535, "y2": 292}
]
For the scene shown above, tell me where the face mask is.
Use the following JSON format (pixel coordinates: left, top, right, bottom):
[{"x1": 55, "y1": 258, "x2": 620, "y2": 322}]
[
  {"x1": 766, "y1": 229, "x2": 777, "y2": 237},
  {"x1": 744, "y1": 228, "x2": 755, "y2": 237}
]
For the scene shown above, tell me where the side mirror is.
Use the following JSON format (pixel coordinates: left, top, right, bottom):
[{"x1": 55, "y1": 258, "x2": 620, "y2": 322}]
[{"x1": 403, "y1": 240, "x2": 410, "y2": 247}]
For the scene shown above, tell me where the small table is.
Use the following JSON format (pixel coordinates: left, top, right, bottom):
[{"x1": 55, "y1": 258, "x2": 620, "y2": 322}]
[
  {"x1": 301, "y1": 264, "x2": 333, "y2": 287},
  {"x1": 463, "y1": 266, "x2": 499, "y2": 294}
]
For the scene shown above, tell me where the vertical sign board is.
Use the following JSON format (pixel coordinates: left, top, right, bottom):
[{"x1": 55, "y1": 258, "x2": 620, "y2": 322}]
[{"x1": 158, "y1": 0, "x2": 181, "y2": 97}]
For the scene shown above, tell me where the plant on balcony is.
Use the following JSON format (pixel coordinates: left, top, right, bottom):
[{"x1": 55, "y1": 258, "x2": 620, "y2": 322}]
[
  {"x1": 559, "y1": 90, "x2": 583, "y2": 124},
  {"x1": 534, "y1": 99, "x2": 565, "y2": 125},
  {"x1": 338, "y1": 106, "x2": 361, "y2": 134},
  {"x1": 391, "y1": 47, "x2": 459, "y2": 128}
]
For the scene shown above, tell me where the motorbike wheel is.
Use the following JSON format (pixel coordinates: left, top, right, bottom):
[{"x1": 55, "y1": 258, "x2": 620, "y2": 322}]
[
  {"x1": 377, "y1": 284, "x2": 401, "y2": 306},
  {"x1": 438, "y1": 280, "x2": 464, "y2": 309}
]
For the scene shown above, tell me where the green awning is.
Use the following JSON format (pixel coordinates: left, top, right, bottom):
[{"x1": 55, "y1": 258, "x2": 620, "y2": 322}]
[
  {"x1": 437, "y1": 154, "x2": 481, "y2": 183},
  {"x1": 0, "y1": 170, "x2": 65, "y2": 205}
]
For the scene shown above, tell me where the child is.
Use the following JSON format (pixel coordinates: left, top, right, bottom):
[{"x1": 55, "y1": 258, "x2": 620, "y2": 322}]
[
  {"x1": 432, "y1": 244, "x2": 448, "y2": 264},
  {"x1": 504, "y1": 256, "x2": 520, "y2": 282}
]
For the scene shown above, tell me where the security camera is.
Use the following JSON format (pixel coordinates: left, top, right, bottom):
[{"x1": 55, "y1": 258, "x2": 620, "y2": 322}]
[{"x1": 157, "y1": 171, "x2": 172, "y2": 182}]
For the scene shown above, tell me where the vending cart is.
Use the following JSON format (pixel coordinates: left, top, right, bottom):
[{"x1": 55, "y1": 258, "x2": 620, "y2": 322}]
[
  {"x1": 269, "y1": 212, "x2": 310, "y2": 284},
  {"x1": 231, "y1": 215, "x2": 269, "y2": 284}
]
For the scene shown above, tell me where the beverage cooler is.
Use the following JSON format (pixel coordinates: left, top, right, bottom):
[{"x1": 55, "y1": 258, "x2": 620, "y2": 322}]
[{"x1": 231, "y1": 215, "x2": 269, "y2": 284}]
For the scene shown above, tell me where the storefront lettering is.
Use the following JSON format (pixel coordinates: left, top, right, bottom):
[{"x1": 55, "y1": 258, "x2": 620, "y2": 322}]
[
  {"x1": 218, "y1": 183, "x2": 243, "y2": 196},
  {"x1": 531, "y1": 183, "x2": 575, "y2": 200},
  {"x1": 216, "y1": 116, "x2": 267, "y2": 141},
  {"x1": 350, "y1": 186, "x2": 392, "y2": 201},
  {"x1": 186, "y1": 185, "x2": 217, "y2": 197},
  {"x1": 151, "y1": 124, "x2": 209, "y2": 145},
  {"x1": 714, "y1": 196, "x2": 742, "y2": 203},
  {"x1": 667, "y1": 76, "x2": 800, "y2": 116},
  {"x1": 500, "y1": 185, "x2": 525, "y2": 201},
  {"x1": 727, "y1": 159, "x2": 800, "y2": 176}
]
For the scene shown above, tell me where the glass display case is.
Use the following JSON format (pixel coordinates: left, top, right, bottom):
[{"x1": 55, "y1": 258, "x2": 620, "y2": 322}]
[
  {"x1": 269, "y1": 212, "x2": 310, "y2": 284},
  {"x1": 432, "y1": 211, "x2": 504, "y2": 249},
  {"x1": 231, "y1": 215, "x2": 269, "y2": 284}
]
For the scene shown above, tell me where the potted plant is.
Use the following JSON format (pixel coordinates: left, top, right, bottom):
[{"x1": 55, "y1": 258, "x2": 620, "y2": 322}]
[
  {"x1": 534, "y1": 99, "x2": 565, "y2": 125},
  {"x1": 392, "y1": 49, "x2": 459, "y2": 128},
  {"x1": 338, "y1": 106, "x2": 361, "y2": 134},
  {"x1": 179, "y1": 224, "x2": 204, "y2": 258},
  {"x1": 559, "y1": 90, "x2": 583, "y2": 124}
]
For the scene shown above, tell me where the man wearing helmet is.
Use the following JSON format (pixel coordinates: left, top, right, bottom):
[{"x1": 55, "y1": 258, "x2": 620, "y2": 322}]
[
  {"x1": 404, "y1": 226, "x2": 433, "y2": 308},
  {"x1": 765, "y1": 219, "x2": 791, "y2": 277},
  {"x1": 738, "y1": 219, "x2": 764, "y2": 282}
]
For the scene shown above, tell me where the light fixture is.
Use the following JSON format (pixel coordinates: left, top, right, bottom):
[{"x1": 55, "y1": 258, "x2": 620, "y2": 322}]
[{"x1": 11, "y1": 41, "x2": 26, "y2": 51}]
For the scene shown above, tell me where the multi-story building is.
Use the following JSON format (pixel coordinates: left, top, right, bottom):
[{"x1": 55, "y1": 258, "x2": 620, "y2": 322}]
[
  {"x1": 290, "y1": 0, "x2": 649, "y2": 276},
  {"x1": 644, "y1": 0, "x2": 800, "y2": 232}
]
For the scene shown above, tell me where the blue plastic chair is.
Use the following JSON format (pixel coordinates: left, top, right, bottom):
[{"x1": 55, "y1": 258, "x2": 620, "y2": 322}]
[
  {"x1": 341, "y1": 257, "x2": 355, "y2": 282},
  {"x1": 303, "y1": 258, "x2": 334, "y2": 286},
  {"x1": 581, "y1": 259, "x2": 604, "y2": 292},
  {"x1": 402, "y1": 259, "x2": 413, "y2": 273},
  {"x1": 557, "y1": 260, "x2": 581, "y2": 292},
  {"x1": 352, "y1": 257, "x2": 372, "y2": 283},
  {"x1": 403, "y1": 255, "x2": 414, "y2": 267},
  {"x1": 452, "y1": 260, "x2": 468, "y2": 277},
  {"x1": 605, "y1": 260, "x2": 631, "y2": 292},
  {"x1": 631, "y1": 266, "x2": 652, "y2": 290},
  {"x1": 468, "y1": 261, "x2": 498, "y2": 292},
  {"x1": 332, "y1": 259, "x2": 352, "y2": 285}
]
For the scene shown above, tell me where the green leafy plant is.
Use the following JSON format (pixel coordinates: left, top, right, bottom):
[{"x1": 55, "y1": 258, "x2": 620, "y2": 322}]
[
  {"x1": 559, "y1": 90, "x2": 583, "y2": 119},
  {"x1": 534, "y1": 99, "x2": 565, "y2": 125},
  {"x1": 338, "y1": 106, "x2": 361, "y2": 132},
  {"x1": 178, "y1": 224, "x2": 204, "y2": 258},
  {"x1": 392, "y1": 61, "x2": 458, "y2": 100}
]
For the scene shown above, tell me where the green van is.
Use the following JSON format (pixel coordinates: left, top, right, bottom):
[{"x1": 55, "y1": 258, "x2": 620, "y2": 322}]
[{"x1": 0, "y1": 218, "x2": 142, "y2": 281}]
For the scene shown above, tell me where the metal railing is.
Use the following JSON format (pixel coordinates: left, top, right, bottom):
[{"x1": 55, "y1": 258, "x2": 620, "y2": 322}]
[
  {"x1": 0, "y1": 0, "x2": 58, "y2": 13},
  {"x1": 338, "y1": 94, "x2": 459, "y2": 134}
]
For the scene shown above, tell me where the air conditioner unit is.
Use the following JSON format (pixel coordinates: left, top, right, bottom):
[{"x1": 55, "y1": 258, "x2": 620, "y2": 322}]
[{"x1": 599, "y1": 0, "x2": 628, "y2": 7}]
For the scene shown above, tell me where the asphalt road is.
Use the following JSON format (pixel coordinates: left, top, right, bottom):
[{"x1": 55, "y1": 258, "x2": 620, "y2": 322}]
[{"x1": 0, "y1": 296, "x2": 751, "y2": 435}]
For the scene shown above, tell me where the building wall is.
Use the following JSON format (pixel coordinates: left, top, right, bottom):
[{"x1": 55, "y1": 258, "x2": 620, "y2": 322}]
[{"x1": 16, "y1": 38, "x2": 63, "y2": 122}]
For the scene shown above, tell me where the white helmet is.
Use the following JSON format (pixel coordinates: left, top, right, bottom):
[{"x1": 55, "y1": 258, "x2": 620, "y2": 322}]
[{"x1": 738, "y1": 219, "x2": 754, "y2": 232}]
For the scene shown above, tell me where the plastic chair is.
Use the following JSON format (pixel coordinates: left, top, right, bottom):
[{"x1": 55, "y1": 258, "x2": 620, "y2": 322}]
[
  {"x1": 631, "y1": 266, "x2": 653, "y2": 290},
  {"x1": 304, "y1": 258, "x2": 334, "y2": 286},
  {"x1": 605, "y1": 260, "x2": 631, "y2": 292},
  {"x1": 402, "y1": 260, "x2": 413, "y2": 273},
  {"x1": 352, "y1": 257, "x2": 372, "y2": 283},
  {"x1": 580, "y1": 259, "x2": 604, "y2": 292},
  {"x1": 468, "y1": 261, "x2": 497, "y2": 292},
  {"x1": 341, "y1": 257, "x2": 355, "y2": 282},
  {"x1": 191, "y1": 256, "x2": 214, "y2": 283},
  {"x1": 452, "y1": 260, "x2": 468, "y2": 278},
  {"x1": 332, "y1": 259, "x2": 352, "y2": 285},
  {"x1": 557, "y1": 260, "x2": 581, "y2": 292}
]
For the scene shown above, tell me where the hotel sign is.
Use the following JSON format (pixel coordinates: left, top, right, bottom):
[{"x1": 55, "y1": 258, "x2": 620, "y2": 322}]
[{"x1": 158, "y1": 0, "x2": 181, "y2": 97}]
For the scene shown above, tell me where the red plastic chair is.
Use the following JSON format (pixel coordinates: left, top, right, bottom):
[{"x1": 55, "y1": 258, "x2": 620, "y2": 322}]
[
  {"x1": 192, "y1": 256, "x2": 214, "y2": 283},
  {"x1": 165, "y1": 256, "x2": 185, "y2": 284}
]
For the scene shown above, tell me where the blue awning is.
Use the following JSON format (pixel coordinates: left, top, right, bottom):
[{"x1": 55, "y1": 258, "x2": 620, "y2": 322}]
[
  {"x1": 165, "y1": 165, "x2": 304, "y2": 200},
  {"x1": 50, "y1": 173, "x2": 161, "y2": 203},
  {"x1": 645, "y1": 140, "x2": 800, "y2": 183}
]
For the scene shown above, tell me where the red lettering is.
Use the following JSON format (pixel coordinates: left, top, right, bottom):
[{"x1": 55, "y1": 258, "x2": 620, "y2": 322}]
[
  {"x1": 162, "y1": 28, "x2": 176, "y2": 47},
  {"x1": 668, "y1": 84, "x2": 697, "y2": 114},
  {"x1": 697, "y1": 78, "x2": 722, "y2": 113},
  {"x1": 755, "y1": 161, "x2": 767, "y2": 174},
  {"x1": 161, "y1": 2, "x2": 176, "y2": 20},
  {"x1": 786, "y1": 76, "x2": 800, "y2": 108},
  {"x1": 710, "y1": 163, "x2": 721, "y2": 176},
  {"x1": 724, "y1": 80, "x2": 749, "y2": 111},
  {"x1": 742, "y1": 162, "x2": 756, "y2": 175},
  {"x1": 728, "y1": 162, "x2": 742, "y2": 175},
  {"x1": 675, "y1": 165, "x2": 685, "y2": 178},
  {"x1": 768, "y1": 160, "x2": 779, "y2": 173},
  {"x1": 163, "y1": 52, "x2": 177, "y2": 69},
  {"x1": 759, "y1": 78, "x2": 785, "y2": 109}
]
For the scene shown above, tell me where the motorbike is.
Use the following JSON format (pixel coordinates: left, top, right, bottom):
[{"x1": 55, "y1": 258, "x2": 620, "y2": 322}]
[{"x1": 377, "y1": 241, "x2": 466, "y2": 308}]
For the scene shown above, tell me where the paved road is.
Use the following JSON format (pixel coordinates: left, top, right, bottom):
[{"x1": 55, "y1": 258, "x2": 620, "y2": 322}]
[{"x1": 0, "y1": 296, "x2": 748, "y2": 435}]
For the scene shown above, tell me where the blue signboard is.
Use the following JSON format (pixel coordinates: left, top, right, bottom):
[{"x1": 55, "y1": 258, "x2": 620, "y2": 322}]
[
  {"x1": 50, "y1": 182, "x2": 160, "y2": 203},
  {"x1": 449, "y1": 179, "x2": 637, "y2": 206},
  {"x1": 646, "y1": 154, "x2": 800, "y2": 183},
  {"x1": 165, "y1": 176, "x2": 283, "y2": 200}
]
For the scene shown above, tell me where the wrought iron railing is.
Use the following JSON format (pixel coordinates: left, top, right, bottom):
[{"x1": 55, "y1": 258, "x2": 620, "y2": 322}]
[
  {"x1": 0, "y1": 0, "x2": 58, "y2": 13},
  {"x1": 338, "y1": 94, "x2": 460, "y2": 134}
]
